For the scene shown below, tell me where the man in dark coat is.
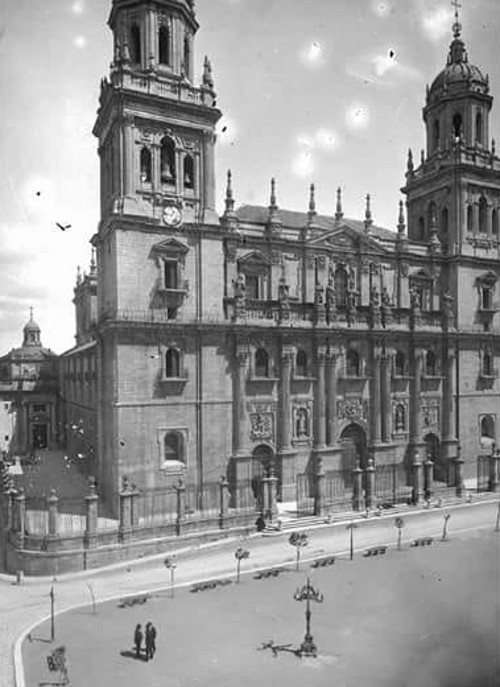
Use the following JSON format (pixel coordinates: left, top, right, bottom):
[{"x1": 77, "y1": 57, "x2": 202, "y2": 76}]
[
  {"x1": 134, "y1": 624, "x2": 143, "y2": 658},
  {"x1": 145, "y1": 622, "x2": 157, "y2": 660}
]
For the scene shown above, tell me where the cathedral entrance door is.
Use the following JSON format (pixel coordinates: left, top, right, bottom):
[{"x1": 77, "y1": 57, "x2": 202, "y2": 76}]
[
  {"x1": 424, "y1": 433, "x2": 446, "y2": 483},
  {"x1": 340, "y1": 423, "x2": 368, "y2": 489},
  {"x1": 251, "y1": 445, "x2": 276, "y2": 511},
  {"x1": 32, "y1": 423, "x2": 48, "y2": 450}
]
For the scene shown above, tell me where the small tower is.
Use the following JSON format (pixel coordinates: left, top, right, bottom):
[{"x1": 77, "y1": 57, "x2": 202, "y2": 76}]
[
  {"x1": 22, "y1": 308, "x2": 42, "y2": 348},
  {"x1": 266, "y1": 178, "x2": 282, "y2": 235},
  {"x1": 335, "y1": 187, "x2": 343, "y2": 224}
]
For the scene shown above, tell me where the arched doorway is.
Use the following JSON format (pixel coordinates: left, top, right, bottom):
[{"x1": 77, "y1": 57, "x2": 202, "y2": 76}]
[
  {"x1": 424, "y1": 433, "x2": 447, "y2": 483},
  {"x1": 340, "y1": 423, "x2": 368, "y2": 473},
  {"x1": 251, "y1": 444, "x2": 276, "y2": 509}
]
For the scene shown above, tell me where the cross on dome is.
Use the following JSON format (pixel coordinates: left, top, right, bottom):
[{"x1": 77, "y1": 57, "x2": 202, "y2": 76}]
[{"x1": 451, "y1": 0, "x2": 462, "y2": 38}]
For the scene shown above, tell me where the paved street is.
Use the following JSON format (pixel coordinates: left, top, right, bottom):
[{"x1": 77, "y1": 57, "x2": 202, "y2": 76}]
[{"x1": 1, "y1": 498, "x2": 499, "y2": 687}]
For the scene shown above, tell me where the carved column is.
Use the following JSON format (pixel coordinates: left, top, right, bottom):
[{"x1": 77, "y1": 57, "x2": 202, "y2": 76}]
[
  {"x1": 370, "y1": 351, "x2": 382, "y2": 445},
  {"x1": 279, "y1": 350, "x2": 293, "y2": 451},
  {"x1": 233, "y1": 348, "x2": 249, "y2": 456},
  {"x1": 380, "y1": 353, "x2": 393, "y2": 443},
  {"x1": 123, "y1": 116, "x2": 135, "y2": 196},
  {"x1": 326, "y1": 351, "x2": 339, "y2": 446},
  {"x1": 409, "y1": 348, "x2": 424, "y2": 503},
  {"x1": 314, "y1": 350, "x2": 327, "y2": 449},
  {"x1": 442, "y1": 345, "x2": 458, "y2": 462},
  {"x1": 409, "y1": 349, "x2": 423, "y2": 445},
  {"x1": 232, "y1": 346, "x2": 252, "y2": 509}
]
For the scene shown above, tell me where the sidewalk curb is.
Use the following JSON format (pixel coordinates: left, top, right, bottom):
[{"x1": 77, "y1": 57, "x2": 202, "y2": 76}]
[{"x1": 3, "y1": 496, "x2": 498, "y2": 587}]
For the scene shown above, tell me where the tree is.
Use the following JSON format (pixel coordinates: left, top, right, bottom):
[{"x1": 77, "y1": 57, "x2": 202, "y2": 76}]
[
  {"x1": 234, "y1": 547, "x2": 250, "y2": 583},
  {"x1": 289, "y1": 532, "x2": 308, "y2": 571}
]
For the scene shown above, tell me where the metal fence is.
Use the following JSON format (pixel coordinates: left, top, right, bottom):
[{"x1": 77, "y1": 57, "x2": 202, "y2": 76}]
[
  {"x1": 296, "y1": 473, "x2": 315, "y2": 516},
  {"x1": 374, "y1": 464, "x2": 412, "y2": 506},
  {"x1": 324, "y1": 470, "x2": 354, "y2": 513},
  {"x1": 477, "y1": 455, "x2": 490, "y2": 492}
]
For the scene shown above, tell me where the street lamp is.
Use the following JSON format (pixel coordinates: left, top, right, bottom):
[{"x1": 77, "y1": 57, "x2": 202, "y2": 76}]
[
  {"x1": 289, "y1": 532, "x2": 309, "y2": 571},
  {"x1": 293, "y1": 577, "x2": 324, "y2": 657},
  {"x1": 164, "y1": 556, "x2": 177, "y2": 598},
  {"x1": 394, "y1": 517, "x2": 405, "y2": 551},
  {"x1": 346, "y1": 521, "x2": 357, "y2": 560},
  {"x1": 234, "y1": 547, "x2": 250, "y2": 583}
]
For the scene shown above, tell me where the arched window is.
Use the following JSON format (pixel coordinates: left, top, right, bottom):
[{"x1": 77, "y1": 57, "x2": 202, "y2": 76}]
[
  {"x1": 418, "y1": 216, "x2": 425, "y2": 240},
  {"x1": 395, "y1": 351, "x2": 406, "y2": 377},
  {"x1": 493, "y1": 209, "x2": 499, "y2": 236},
  {"x1": 475, "y1": 111, "x2": 484, "y2": 146},
  {"x1": 452, "y1": 112, "x2": 462, "y2": 140},
  {"x1": 164, "y1": 432, "x2": 182, "y2": 462},
  {"x1": 467, "y1": 205, "x2": 474, "y2": 233},
  {"x1": 483, "y1": 351, "x2": 493, "y2": 377},
  {"x1": 296, "y1": 350, "x2": 308, "y2": 377},
  {"x1": 183, "y1": 35, "x2": 190, "y2": 75},
  {"x1": 441, "y1": 207, "x2": 449, "y2": 236},
  {"x1": 395, "y1": 404, "x2": 406, "y2": 432},
  {"x1": 480, "y1": 415, "x2": 495, "y2": 441},
  {"x1": 255, "y1": 348, "x2": 269, "y2": 378},
  {"x1": 165, "y1": 348, "x2": 180, "y2": 378},
  {"x1": 296, "y1": 409, "x2": 309, "y2": 438},
  {"x1": 184, "y1": 154, "x2": 194, "y2": 189},
  {"x1": 479, "y1": 197, "x2": 488, "y2": 233},
  {"x1": 158, "y1": 24, "x2": 170, "y2": 66},
  {"x1": 346, "y1": 350, "x2": 360, "y2": 377},
  {"x1": 160, "y1": 137, "x2": 176, "y2": 185},
  {"x1": 432, "y1": 119, "x2": 440, "y2": 151},
  {"x1": 334, "y1": 268, "x2": 348, "y2": 307},
  {"x1": 130, "y1": 23, "x2": 141, "y2": 64},
  {"x1": 140, "y1": 147, "x2": 152, "y2": 183},
  {"x1": 425, "y1": 350, "x2": 437, "y2": 377}
]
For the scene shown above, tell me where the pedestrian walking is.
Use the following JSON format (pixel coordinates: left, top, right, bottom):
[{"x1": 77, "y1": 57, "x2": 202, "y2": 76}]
[
  {"x1": 134, "y1": 623, "x2": 143, "y2": 658},
  {"x1": 145, "y1": 622, "x2": 157, "y2": 660}
]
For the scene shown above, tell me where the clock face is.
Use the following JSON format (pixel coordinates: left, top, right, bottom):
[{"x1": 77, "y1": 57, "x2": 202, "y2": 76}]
[{"x1": 163, "y1": 205, "x2": 182, "y2": 227}]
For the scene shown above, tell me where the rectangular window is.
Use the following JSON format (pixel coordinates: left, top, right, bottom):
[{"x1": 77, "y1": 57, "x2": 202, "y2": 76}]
[
  {"x1": 164, "y1": 261, "x2": 178, "y2": 289},
  {"x1": 33, "y1": 404, "x2": 46, "y2": 413},
  {"x1": 246, "y1": 275, "x2": 259, "y2": 299}
]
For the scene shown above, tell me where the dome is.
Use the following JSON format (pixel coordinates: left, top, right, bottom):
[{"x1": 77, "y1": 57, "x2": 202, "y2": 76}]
[
  {"x1": 428, "y1": 28, "x2": 489, "y2": 104},
  {"x1": 22, "y1": 309, "x2": 42, "y2": 347}
]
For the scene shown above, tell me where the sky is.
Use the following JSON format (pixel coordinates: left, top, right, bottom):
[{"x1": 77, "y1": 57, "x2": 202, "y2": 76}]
[{"x1": 0, "y1": 0, "x2": 498, "y2": 354}]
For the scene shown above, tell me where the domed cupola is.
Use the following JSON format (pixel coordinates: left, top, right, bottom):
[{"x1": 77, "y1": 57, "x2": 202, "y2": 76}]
[
  {"x1": 22, "y1": 308, "x2": 42, "y2": 348},
  {"x1": 427, "y1": 19, "x2": 489, "y2": 106},
  {"x1": 423, "y1": 9, "x2": 492, "y2": 156}
]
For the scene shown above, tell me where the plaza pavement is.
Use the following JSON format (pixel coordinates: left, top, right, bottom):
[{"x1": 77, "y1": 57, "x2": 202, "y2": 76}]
[{"x1": 1, "y1": 498, "x2": 499, "y2": 687}]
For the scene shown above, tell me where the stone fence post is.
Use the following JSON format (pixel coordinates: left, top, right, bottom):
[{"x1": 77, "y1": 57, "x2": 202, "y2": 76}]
[
  {"x1": 219, "y1": 475, "x2": 229, "y2": 529},
  {"x1": 48, "y1": 489, "x2": 59, "y2": 537},
  {"x1": 119, "y1": 476, "x2": 133, "y2": 542},
  {"x1": 85, "y1": 478, "x2": 99, "y2": 548},
  {"x1": 175, "y1": 479, "x2": 186, "y2": 536},
  {"x1": 13, "y1": 488, "x2": 26, "y2": 548}
]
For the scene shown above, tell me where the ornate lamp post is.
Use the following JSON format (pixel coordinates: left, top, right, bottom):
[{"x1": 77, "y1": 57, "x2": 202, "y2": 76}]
[{"x1": 293, "y1": 577, "x2": 324, "y2": 657}]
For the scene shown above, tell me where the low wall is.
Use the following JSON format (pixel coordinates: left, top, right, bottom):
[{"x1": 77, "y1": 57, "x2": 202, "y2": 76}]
[{"x1": 4, "y1": 512, "x2": 255, "y2": 576}]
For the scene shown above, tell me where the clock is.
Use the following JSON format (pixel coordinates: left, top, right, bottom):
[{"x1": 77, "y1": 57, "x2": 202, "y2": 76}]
[{"x1": 163, "y1": 205, "x2": 182, "y2": 227}]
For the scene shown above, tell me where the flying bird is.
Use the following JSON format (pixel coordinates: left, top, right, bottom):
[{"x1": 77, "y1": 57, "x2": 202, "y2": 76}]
[{"x1": 56, "y1": 222, "x2": 72, "y2": 231}]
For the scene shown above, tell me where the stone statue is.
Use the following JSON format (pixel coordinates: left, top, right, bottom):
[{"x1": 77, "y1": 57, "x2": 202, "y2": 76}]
[
  {"x1": 233, "y1": 273, "x2": 247, "y2": 319},
  {"x1": 381, "y1": 286, "x2": 393, "y2": 327}
]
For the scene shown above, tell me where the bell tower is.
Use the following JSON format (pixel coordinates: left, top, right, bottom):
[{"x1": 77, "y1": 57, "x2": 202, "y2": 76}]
[
  {"x1": 94, "y1": 0, "x2": 221, "y2": 227},
  {"x1": 402, "y1": 4, "x2": 499, "y2": 252}
]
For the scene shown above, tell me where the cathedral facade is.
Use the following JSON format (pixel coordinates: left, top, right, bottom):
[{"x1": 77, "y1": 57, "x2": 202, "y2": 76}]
[{"x1": 59, "y1": 0, "x2": 500, "y2": 521}]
